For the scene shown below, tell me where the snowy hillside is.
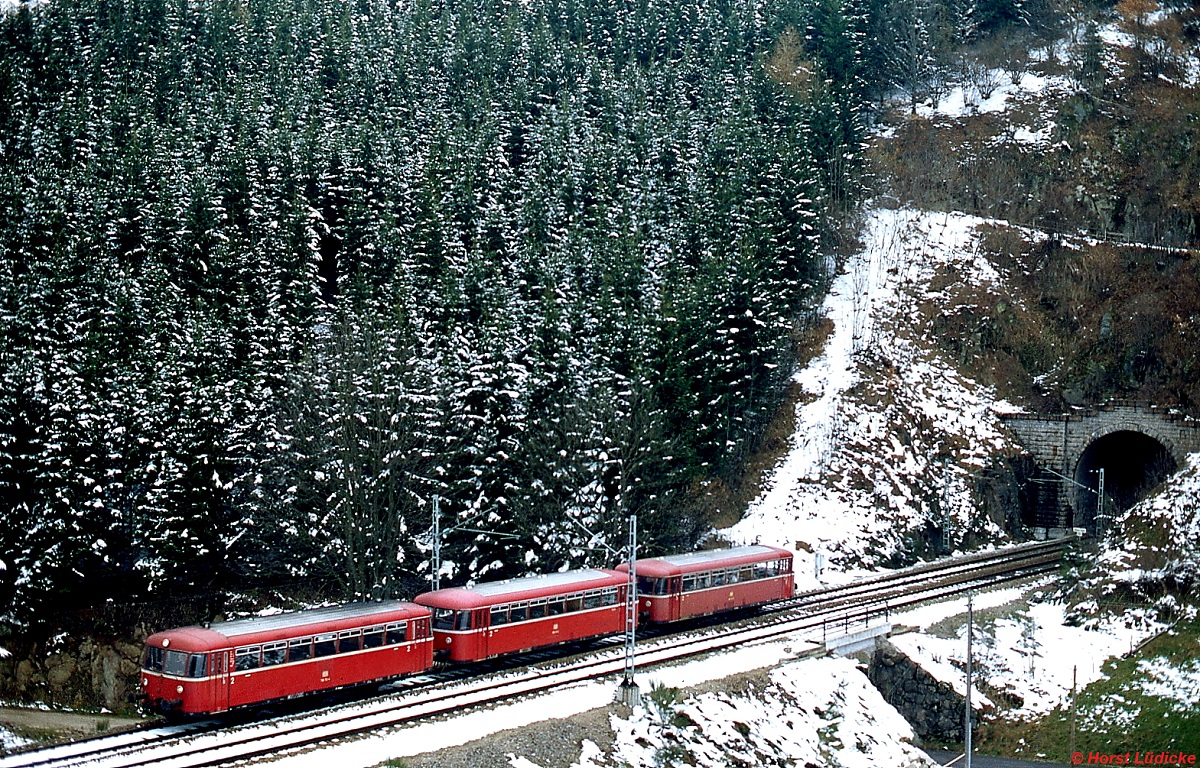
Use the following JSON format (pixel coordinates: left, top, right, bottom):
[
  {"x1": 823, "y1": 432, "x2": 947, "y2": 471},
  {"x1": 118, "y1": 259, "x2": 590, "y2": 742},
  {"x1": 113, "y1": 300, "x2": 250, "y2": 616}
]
[
  {"x1": 604, "y1": 657, "x2": 932, "y2": 768},
  {"x1": 1076, "y1": 454, "x2": 1200, "y2": 619},
  {"x1": 725, "y1": 207, "x2": 1021, "y2": 567}
]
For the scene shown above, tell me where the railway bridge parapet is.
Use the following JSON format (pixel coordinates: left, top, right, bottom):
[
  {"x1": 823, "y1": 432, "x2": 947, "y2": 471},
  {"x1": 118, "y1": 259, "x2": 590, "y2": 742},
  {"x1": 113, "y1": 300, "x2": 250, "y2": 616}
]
[{"x1": 1000, "y1": 401, "x2": 1200, "y2": 534}]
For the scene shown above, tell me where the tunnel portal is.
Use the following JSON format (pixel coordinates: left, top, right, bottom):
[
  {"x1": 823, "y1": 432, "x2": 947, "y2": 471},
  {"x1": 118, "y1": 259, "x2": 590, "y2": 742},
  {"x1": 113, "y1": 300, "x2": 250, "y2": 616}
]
[
  {"x1": 1072, "y1": 430, "x2": 1177, "y2": 533},
  {"x1": 1001, "y1": 403, "x2": 1200, "y2": 537}
]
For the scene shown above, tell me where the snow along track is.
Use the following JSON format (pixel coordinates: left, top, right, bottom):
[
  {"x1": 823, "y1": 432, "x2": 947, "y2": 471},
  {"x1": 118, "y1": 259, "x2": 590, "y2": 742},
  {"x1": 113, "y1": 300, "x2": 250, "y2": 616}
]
[{"x1": 0, "y1": 538, "x2": 1071, "y2": 768}]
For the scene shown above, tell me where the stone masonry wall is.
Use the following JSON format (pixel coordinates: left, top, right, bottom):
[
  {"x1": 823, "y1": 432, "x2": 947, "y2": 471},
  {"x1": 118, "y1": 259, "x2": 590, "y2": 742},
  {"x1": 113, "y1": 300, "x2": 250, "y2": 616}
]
[
  {"x1": 867, "y1": 639, "x2": 969, "y2": 743},
  {"x1": 1001, "y1": 402, "x2": 1200, "y2": 528},
  {"x1": 0, "y1": 637, "x2": 143, "y2": 712}
]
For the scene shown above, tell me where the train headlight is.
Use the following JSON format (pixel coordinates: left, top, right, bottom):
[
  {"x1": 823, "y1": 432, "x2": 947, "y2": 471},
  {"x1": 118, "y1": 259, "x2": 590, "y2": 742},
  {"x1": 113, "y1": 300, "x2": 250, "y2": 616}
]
[
  {"x1": 445, "y1": 637, "x2": 452, "y2": 645},
  {"x1": 176, "y1": 685, "x2": 184, "y2": 694},
  {"x1": 142, "y1": 678, "x2": 148, "y2": 687}
]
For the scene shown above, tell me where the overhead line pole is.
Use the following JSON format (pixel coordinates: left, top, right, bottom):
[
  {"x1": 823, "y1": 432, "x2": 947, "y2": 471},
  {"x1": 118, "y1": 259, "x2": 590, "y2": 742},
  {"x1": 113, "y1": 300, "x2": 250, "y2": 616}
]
[
  {"x1": 1035, "y1": 466, "x2": 1115, "y2": 534},
  {"x1": 618, "y1": 512, "x2": 640, "y2": 706},
  {"x1": 965, "y1": 590, "x2": 974, "y2": 768},
  {"x1": 432, "y1": 495, "x2": 441, "y2": 592}
]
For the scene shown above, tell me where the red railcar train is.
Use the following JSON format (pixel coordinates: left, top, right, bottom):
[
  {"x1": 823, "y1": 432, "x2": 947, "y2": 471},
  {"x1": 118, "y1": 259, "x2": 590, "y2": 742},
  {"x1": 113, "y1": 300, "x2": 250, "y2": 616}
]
[
  {"x1": 412, "y1": 568, "x2": 629, "y2": 662},
  {"x1": 139, "y1": 548, "x2": 794, "y2": 716},
  {"x1": 140, "y1": 601, "x2": 432, "y2": 716},
  {"x1": 619, "y1": 544, "x2": 794, "y2": 623}
]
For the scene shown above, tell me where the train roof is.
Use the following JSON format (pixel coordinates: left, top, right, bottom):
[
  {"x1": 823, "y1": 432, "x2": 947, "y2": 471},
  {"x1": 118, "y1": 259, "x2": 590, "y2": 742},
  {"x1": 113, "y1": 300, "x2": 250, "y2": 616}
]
[
  {"x1": 143, "y1": 625, "x2": 230, "y2": 654},
  {"x1": 622, "y1": 545, "x2": 792, "y2": 578},
  {"x1": 414, "y1": 569, "x2": 626, "y2": 610},
  {"x1": 144, "y1": 600, "x2": 428, "y2": 652}
]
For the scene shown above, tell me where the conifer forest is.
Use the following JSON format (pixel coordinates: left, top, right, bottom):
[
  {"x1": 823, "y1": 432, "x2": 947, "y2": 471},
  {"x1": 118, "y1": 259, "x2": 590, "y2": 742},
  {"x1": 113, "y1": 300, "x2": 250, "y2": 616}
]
[{"x1": 0, "y1": 0, "x2": 1032, "y2": 634}]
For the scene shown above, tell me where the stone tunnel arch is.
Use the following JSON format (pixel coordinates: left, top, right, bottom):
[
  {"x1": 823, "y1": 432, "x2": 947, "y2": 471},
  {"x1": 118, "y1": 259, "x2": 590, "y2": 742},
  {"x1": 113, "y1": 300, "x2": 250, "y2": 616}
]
[
  {"x1": 1069, "y1": 425, "x2": 1180, "y2": 532},
  {"x1": 1002, "y1": 404, "x2": 1200, "y2": 536}
]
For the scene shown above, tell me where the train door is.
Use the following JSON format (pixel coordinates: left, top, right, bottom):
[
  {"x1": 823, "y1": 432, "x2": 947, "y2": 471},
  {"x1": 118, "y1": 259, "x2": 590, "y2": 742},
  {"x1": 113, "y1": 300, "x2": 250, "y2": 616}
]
[
  {"x1": 667, "y1": 577, "x2": 682, "y2": 621},
  {"x1": 416, "y1": 616, "x2": 434, "y2": 667},
  {"x1": 215, "y1": 649, "x2": 231, "y2": 713},
  {"x1": 475, "y1": 609, "x2": 489, "y2": 659}
]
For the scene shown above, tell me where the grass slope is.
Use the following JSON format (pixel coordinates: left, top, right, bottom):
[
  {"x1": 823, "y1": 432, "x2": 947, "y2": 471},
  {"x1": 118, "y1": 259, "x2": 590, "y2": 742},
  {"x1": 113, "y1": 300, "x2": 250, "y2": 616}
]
[{"x1": 977, "y1": 622, "x2": 1200, "y2": 762}]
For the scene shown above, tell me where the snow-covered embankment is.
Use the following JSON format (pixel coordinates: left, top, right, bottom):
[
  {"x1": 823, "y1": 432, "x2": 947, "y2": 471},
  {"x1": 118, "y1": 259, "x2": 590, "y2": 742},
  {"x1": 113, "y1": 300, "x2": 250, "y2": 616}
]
[{"x1": 727, "y1": 207, "x2": 1022, "y2": 570}]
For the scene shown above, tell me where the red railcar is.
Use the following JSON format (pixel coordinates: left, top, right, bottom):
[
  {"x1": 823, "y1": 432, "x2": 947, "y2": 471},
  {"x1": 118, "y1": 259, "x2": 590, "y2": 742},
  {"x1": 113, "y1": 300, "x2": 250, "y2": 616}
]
[
  {"x1": 140, "y1": 601, "x2": 433, "y2": 716},
  {"x1": 413, "y1": 569, "x2": 629, "y2": 663},
  {"x1": 621, "y1": 545, "x2": 794, "y2": 623}
]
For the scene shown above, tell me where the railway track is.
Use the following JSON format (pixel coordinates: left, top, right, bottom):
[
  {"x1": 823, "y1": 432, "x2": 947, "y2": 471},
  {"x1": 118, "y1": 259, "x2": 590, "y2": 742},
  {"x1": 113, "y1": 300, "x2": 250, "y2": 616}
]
[{"x1": 0, "y1": 537, "x2": 1072, "y2": 768}]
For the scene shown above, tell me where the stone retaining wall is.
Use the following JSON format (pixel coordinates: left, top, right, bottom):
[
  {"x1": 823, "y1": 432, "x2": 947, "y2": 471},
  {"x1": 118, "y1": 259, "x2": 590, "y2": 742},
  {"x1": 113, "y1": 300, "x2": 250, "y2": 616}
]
[
  {"x1": 0, "y1": 638, "x2": 143, "y2": 712},
  {"x1": 867, "y1": 639, "x2": 973, "y2": 743}
]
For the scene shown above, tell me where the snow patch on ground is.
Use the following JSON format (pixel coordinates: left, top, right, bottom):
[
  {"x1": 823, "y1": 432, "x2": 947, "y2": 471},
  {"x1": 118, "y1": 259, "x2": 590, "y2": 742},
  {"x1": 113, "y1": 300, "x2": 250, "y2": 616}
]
[
  {"x1": 892, "y1": 595, "x2": 1164, "y2": 721},
  {"x1": 0, "y1": 725, "x2": 33, "y2": 753},
  {"x1": 1075, "y1": 646, "x2": 1200, "y2": 733},
  {"x1": 606, "y1": 657, "x2": 933, "y2": 768},
  {"x1": 893, "y1": 583, "x2": 1035, "y2": 630},
  {"x1": 725, "y1": 208, "x2": 1018, "y2": 567},
  {"x1": 919, "y1": 70, "x2": 1072, "y2": 121},
  {"x1": 1136, "y1": 656, "x2": 1200, "y2": 713}
]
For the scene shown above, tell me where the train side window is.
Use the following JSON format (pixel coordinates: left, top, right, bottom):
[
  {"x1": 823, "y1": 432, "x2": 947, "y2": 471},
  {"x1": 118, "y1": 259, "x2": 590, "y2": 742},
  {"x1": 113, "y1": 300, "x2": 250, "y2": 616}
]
[
  {"x1": 510, "y1": 604, "x2": 527, "y2": 622},
  {"x1": 385, "y1": 622, "x2": 408, "y2": 644},
  {"x1": 289, "y1": 637, "x2": 312, "y2": 661},
  {"x1": 363, "y1": 627, "x2": 385, "y2": 649},
  {"x1": 454, "y1": 611, "x2": 472, "y2": 630},
  {"x1": 262, "y1": 641, "x2": 287, "y2": 666},
  {"x1": 143, "y1": 646, "x2": 164, "y2": 672},
  {"x1": 739, "y1": 566, "x2": 753, "y2": 582},
  {"x1": 601, "y1": 588, "x2": 617, "y2": 606},
  {"x1": 780, "y1": 559, "x2": 792, "y2": 572},
  {"x1": 681, "y1": 576, "x2": 696, "y2": 592},
  {"x1": 338, "y1": 630, "x2": 361, "y2": 653},
  {"x1": 235, "y1": 647, "x2": 261, "y2": 672},
  {"x1": 491, "y1": 606, "x2": 510, "y2": 625},
  {"x1": 432, "y1": 609, "x2": 454, "y2": 631},
  {"x1": 314, "y1": 633, "x2": 337, "y2": 658},
  {"x1": 710, "y1": 570, "x2": 726, "y2": 587},
  {"x1": 582, "y1": 592, "x2": 600, "y2": 609},
  {"x1": 547, "y1": 600, "x2": 564, "y2": 616},
  {"x1": 564, "y1": 596, "x2": 583, "y2": 613},
  {"x1": 529, "y1": 600, "x2": 547, "y2": 620},
  {"x1": 753, "y1": 563, "x2": 768, "y2": 579}
]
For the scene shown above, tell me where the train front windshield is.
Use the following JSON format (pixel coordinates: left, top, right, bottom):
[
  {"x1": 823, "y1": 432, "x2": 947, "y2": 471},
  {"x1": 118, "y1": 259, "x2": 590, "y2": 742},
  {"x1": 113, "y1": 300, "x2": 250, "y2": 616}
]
[
  {"x1": 637, "y1": 577, "x2": 669, "y2": 595},
  {"x1": 143, "y1": 645, "x2": 208, "y2": 677},
  {"x1": 432, "y1": 608, "x2": 472, "y2": 630}
]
